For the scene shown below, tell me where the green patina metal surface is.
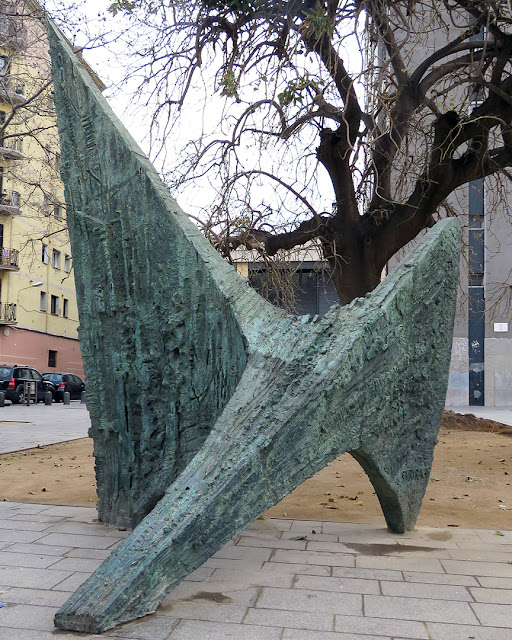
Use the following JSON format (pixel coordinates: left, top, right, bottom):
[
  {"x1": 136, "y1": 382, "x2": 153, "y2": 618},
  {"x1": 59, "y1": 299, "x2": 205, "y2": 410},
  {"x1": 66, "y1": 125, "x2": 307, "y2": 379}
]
[{"x1": 48, "y1": 20, "x2": 461, "y2": 634}]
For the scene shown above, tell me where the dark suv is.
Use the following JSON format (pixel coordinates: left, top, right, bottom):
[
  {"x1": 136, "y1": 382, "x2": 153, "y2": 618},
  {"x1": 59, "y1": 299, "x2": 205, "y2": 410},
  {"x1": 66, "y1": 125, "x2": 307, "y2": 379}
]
[
  {"x1": 0, "y1": 365, "x2": 55, "y2": 403},
  {"x1": 42, "y1": 372, "x2": 85, "y2": 402}
]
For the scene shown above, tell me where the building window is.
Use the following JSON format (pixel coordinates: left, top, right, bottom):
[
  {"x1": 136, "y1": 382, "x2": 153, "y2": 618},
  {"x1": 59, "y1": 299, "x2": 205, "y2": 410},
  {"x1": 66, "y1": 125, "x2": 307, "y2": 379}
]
[
  {"x1": 48, "y1": 350, "x2": 57, "y2": 368},
  {"x1": 52, "y1": 249, "x2": 60, "y2": 269},
  {"x1": 39, "y1": 291, "x2": 46, "y2": 311},
  {"x1": 55, "y1": 152, "x2": 61, "y2": 171},
  {"x1": 11, "y1": 190, "x2": 19, "y2": 207},
  {"x1": 43, "y1": 194, "x2": 50, "y2": 215},
  {"x1": 44, "y1": 146, "x2": 52, "y2": 164},
  {"x1": 42, "y1": 243, "x2": 48, "y2": 264},
  {"x1": 249, "y1": 266, "x2": 339, "y2": 316},
  {"x1": 0, "y1": 12, "x2": 10, "y2": 37},
  {"x1": 53, "y1": 204, "x2": 62, "y2": 219},
  {"x1": 63, "y1": 298, "x2": 69, "y2": 318},
  {"x1": 0, "y1": 55, "x2": 8, "y2": 77},
  {"x1": 64, "y1": 254, "x2": 71, "y2": 272},
  {"x1": 50, "y1": 294, "x2": 59, "y2": 314}
]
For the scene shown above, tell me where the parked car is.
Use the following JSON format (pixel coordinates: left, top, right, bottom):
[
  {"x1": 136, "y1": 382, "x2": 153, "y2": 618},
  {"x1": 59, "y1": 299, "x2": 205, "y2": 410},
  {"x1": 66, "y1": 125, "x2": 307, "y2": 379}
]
[
  {"x1": 0, "y1": 365, "x2": 56, "y2": 403},
  {"x1": 42, "y1": 372, "x2": 85, "y2": 402}
]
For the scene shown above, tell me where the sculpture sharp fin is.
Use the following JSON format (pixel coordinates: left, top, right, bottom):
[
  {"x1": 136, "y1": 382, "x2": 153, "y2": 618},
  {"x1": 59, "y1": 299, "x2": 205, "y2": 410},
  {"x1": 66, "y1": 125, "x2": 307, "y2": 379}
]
[{"x1": 47, "y1": 18, "x2": 281, "y2": 527}]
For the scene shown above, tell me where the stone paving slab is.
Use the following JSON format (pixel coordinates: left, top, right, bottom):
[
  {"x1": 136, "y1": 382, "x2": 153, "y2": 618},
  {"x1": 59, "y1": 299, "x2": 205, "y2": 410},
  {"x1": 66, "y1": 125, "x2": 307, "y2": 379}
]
[
  {"x1": 283, "y1": 632, "x2": 388, "y2": 640},
  {"x1": 402, "y1": 570, "x2": 479, "y2": 586},
  {"x1": 380, "y1": 580, "x2": 473, "y2": 600},
  {"x1": 427, "y1": 622, "x2": 512, "y2": 640},
  {"x1": 364, "y1": 593, "x2": 479, "y2": 624},
  {"x1": 334, "y1": 614, "x2": 430, "y2": 638},
  {"x1": 470, "y1": 587, "x2": 512, "y2": 604},
  {"x1": 0, "y1": 502, "x2": 511, "y2": 639}
]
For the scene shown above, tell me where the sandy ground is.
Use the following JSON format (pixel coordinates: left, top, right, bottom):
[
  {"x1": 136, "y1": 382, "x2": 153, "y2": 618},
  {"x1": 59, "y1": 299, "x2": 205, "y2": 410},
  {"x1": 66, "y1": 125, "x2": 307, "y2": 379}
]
[{"x1": 0, "y1": 412, "x2": 511, "y2": 530}]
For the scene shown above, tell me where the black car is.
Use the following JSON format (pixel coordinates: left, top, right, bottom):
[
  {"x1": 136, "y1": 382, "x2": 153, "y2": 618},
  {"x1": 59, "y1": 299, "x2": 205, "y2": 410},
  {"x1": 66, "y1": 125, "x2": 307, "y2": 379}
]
[
  {"x1": 0, "y1": 365, "x2": 55, "y2": 403},
  {"x1": 42, "y1": 372, "x2": 85, "y2": 402}
]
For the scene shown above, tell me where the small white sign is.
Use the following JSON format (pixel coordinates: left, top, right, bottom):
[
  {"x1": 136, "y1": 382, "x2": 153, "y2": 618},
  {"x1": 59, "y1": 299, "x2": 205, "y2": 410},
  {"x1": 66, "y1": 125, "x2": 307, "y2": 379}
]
[{"x1": 494, "y1": 322, "x2": 509, "y2": 333}]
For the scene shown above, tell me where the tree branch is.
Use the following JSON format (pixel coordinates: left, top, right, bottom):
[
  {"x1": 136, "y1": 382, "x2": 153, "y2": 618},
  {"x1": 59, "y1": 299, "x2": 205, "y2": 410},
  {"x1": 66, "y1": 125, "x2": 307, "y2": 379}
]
[
  {"x1": 265, "y1": 215, "x2": 330, "y2": 256},
  {"x1": 300, "y1": 26, "x2": 361, "y2": 147}
]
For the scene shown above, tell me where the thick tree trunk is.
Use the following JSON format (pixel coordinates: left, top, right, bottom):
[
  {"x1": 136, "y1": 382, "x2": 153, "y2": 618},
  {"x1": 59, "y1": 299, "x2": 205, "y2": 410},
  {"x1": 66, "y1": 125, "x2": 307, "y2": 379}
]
[
  {"x1": 326, "y1": 252, "x2": 383, "y2": 306},
  {"x1": 328, "y1": 258, "x2": 383, "y2": 306},
  {"x1": 320, "y1": 222, "x2": 385, "y2": 306}
]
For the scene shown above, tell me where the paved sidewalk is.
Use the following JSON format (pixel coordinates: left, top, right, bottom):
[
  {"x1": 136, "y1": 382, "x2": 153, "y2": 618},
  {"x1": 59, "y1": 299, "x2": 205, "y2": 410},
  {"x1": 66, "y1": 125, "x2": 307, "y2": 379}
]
[
  {"x1": 0, "y1": 503, "x2": 511, "y2": 639},
  {"x1": 0, "y1": 403, "x2": 91, "y2": 454}
]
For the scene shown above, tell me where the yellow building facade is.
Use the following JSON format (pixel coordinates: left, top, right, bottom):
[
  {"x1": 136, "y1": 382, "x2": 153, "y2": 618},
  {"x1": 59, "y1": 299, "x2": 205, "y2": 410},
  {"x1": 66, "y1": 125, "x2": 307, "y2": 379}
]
[{"x1": 0, "y1": 1, "x2": 94, "y2": 376}]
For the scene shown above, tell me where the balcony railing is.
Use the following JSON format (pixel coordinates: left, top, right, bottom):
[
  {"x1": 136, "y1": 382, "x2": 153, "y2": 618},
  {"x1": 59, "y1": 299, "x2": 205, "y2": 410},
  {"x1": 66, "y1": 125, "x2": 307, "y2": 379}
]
[
  {"x1": 0, "y1": 247, "x2": 18, "y2": 269},
  {"x1": 0, "y1": 137, "x2": 23, "y2": 160},
  {"x1": 0, "y1": 14, "x2": 26, "y2": 50},
  {"x1": 0, "y1": 77, "x2": 25, "y2": 105},
  {"x1": 0, "y1": 302, "x2": 16, "y2": 324},
  {"x1": 0, "y1": 190, "x2": 20, "y2": 215}
]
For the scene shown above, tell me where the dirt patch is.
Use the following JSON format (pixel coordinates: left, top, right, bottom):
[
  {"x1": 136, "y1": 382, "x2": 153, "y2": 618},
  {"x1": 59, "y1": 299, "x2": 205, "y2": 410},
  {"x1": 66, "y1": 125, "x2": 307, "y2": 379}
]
[
  {"x1": 0, "y1": 439, "x2": 96, "y2": 507},
  {"x1": 264, "y1": 427, "x2": 512, "y2": 529},
  {"x1": 1, "y1": 412, "x2": 511, "y2": 530},
  {"x1": 442, "y1": 410, "x2": 512, "y2": 436}
]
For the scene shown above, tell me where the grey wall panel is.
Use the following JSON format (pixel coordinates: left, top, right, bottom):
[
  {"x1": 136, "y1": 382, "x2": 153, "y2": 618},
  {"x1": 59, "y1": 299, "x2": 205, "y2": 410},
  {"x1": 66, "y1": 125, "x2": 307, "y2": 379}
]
[{"x1": 495, "y1": 373, "x2": 512, "y2": 407}]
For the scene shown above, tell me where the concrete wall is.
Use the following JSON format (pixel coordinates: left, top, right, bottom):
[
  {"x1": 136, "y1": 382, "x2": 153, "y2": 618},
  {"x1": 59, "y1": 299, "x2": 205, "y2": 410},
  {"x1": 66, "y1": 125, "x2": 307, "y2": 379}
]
[{"x1": 446, "y1": 337, "x2": 469, "y2": 406}]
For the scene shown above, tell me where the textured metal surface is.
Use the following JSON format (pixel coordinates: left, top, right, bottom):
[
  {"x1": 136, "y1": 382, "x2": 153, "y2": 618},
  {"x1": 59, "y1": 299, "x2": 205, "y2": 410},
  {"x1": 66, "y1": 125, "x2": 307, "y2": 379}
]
[{"x1": 48, "y1": 20, "x2": 461, "y2": 634}]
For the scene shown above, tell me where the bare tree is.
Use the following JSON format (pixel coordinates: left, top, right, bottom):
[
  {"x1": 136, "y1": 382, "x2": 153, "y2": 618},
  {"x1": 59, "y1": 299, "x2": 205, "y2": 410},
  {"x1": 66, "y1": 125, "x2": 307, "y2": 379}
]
[{"x1": 81, "y1": 0, "x2": 512, "y2": 305}]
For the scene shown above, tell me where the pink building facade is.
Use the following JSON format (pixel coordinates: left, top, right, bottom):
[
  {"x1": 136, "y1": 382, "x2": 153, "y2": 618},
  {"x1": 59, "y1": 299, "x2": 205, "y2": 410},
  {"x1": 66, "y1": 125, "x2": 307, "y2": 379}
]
[{"x1": 0, "y1": 326, "x2": 84, "y2": 377}]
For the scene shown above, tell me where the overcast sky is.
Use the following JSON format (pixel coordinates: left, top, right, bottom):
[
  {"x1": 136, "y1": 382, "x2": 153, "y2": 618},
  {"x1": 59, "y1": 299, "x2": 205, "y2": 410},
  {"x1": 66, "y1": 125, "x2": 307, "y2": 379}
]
[{"x1": 44, "y1": 1, "x2": 365, "y2": 221}]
